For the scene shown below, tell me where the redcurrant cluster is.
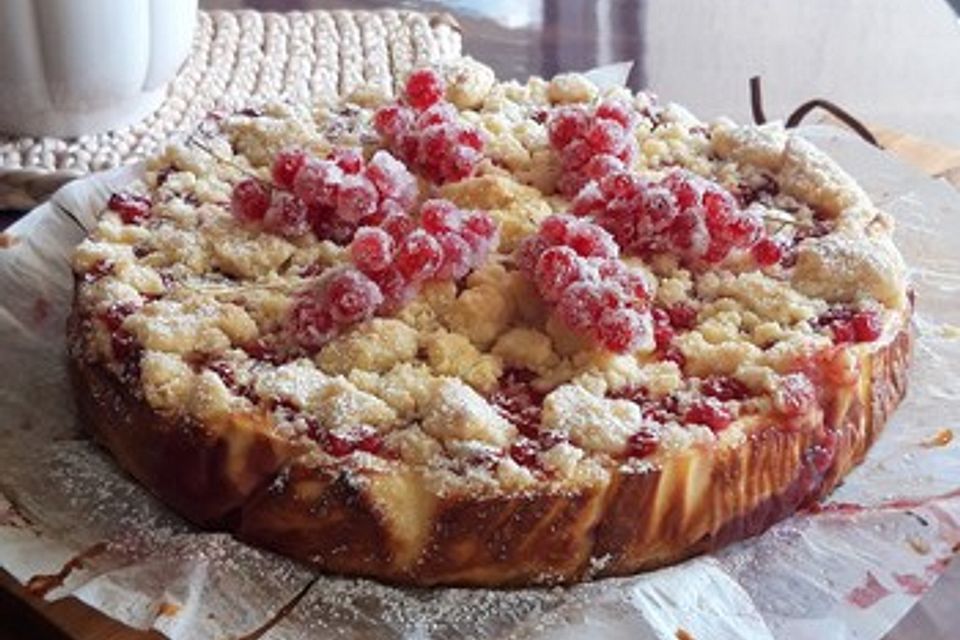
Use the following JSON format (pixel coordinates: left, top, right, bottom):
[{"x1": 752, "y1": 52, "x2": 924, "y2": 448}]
[
  {"x1": 230, "y1": 147, "x2": 417, "y2": 244},
  {"x1": 373, "y1": 68, "x2": 485, "y2": 184},
  {"x1": 546, "y1": 100, "x2": 640, "y2": 198},
  {"x1": 516, "y1": 214, "x2": 652, "y2": 353},
  {"x1": 289, "y1": 199, "x2": 498, "y2": 351},
  {"x1": 571, "y1": 168, "x2": 771, "y2": 267}
]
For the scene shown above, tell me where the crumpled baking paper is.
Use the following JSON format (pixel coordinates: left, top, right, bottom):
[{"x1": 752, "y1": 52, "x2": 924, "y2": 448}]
[{"x1": 1, "y1": 126, "x2": 959, "y2": 640}]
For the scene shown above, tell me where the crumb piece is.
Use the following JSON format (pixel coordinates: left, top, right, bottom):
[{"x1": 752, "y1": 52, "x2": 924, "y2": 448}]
[
  {"x1": 907, "y1": 536, "x2": 931, "y2": 555},
  {"x1": 921, "y1": 428, "x2": 953, "y2": 448},
  {"x1": 0, "y1": 232, "x2": 17, "y2": 248}
]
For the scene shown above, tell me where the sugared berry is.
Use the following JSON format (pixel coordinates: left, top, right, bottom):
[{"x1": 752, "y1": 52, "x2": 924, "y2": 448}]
[
  {"x1": 272, "y1": 148, "x2": 308, "y2": 188},
  {"x1": 230, "y1": 179, "x2": 271, "y2": 222},
  {"x1": 752, "y1": 237, "x2": 783, "y2": 266},
  {"x1": 351, "y1": 227, "x2": 395, "y2": 273},
  {"x1": 324, "y1": 268, "x2": 384, "y2": 324},
  {"x1": 328, "y1": 148, "x2": 364, "y2": 174},
  {"x1": 336, "y1": 175, "x2": 379, "y2": 223},
  {"x1": 404, "y1": 68, "x2": 445, "y2": 111},
  {"x1": 394, "y1": 230, "x2": 443, "y2": 281},
  {"x1": 293, "y1": 159, "x2": 342, "y2": 208},
  {"x1": 263, "y1": 190, "x2": 309, "y2": 237}
]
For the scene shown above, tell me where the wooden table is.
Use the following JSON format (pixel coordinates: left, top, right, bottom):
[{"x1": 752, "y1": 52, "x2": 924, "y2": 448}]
[{"x1": 3, "y1": 1, "x2": 960, "y2": 637}]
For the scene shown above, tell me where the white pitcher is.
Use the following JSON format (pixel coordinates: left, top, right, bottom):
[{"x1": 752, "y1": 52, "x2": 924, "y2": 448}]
[{"x1": 0, "y1": 0, "x2": 197, "y2": 137}]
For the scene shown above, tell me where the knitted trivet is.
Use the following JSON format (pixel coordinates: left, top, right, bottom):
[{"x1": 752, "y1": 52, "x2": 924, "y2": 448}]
[{"x1": 0, "y1": 9, "x2": 462, "y2": 209}]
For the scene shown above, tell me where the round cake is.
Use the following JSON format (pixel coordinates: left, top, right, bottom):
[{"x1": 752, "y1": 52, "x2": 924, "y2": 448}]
[{"x1": 68, "y1": 61, "x2": 911, "y2": 586}]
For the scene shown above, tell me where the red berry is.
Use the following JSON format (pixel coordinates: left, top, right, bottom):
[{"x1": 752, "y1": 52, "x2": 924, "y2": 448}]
[
  {"x1": 108, "y1": 193, "x2": 152, "y2": 224},
  {"x1": 596, "y1": 307, "x2": 649, "y2": 353},
  {"x1": 365, "y1": 150, "x2": 417, "y2": 206},
  {"x1": 585, "y1": 119, "x2": 627, "y2": 154},
  {"x1": 309, "y1": 206, "x2": 357, "y2": 244},
  {"x1": 595, "y1": 99, "x2": 635, "y2": 129},
  {"x1": 294, "y1": 160, "x2": 342, "y2": 208},
  {"x1": 368, "y1": 265, "x2": 411, "y2": 310},
  {"x1": 463, "y1": 210, "x2": 497, "y2": 241},
  {"x1": 416, "y1": 103, "x2": 457, "y2": 128},
  {"x1": 752, "y1": 237, "x2": 783, "y2": 266},
  {"x1": 582, "y1": 154, "x2": 625, "y2": 181},
  {"x1": 684, "y1": 399, "x2": 733, "y2": 432},
  {"x1": 534, "y1": 246, "x2": 583, "y2": 302},
  {"x1": 436, "y1": 232, "x2": 473, "y2": 280},
  {"x1": 566, "y1": 221, "x2": 617, "y2": 258},
  {"x1": 509, "y1": 439, "x2": 541, "y2": 469},
  {"x1": 624, "y1": 428, "x2": 658, "y2": 459},
  {"x1": 323, "y1": 268, "x2": 384, "y2": 324},
  {"x1": 420, "y1": 199, "x2": 461, "y2": 234},
  {"x1": 571, "y1": 183, "x2": 607, "y2": 217},
  {"x1": 599, "y1": 172, "x2": 642, "y2": 200},
  {"x1": 272, "y1": 148, "x2": 308, "y2": 188},
  {"x1": 441, "y1": 145, "x2": 482, "y2": 183},
  {"x1": 666, "y1": 303, "x2": 698, "y2": 330},
  {"x1": 373, "y1": 105, "x2": 412, "y2": 139},
  {"x1": 540, "y1": 214, "x2": 577, "y2": 246},
  {"x1": 380, "y1": 211, "x2": 416, "y2": 243},
  {"x1": 851, "y1": 311, "x2": 882, "y2": 342},
  {"x1": 457, "y1": 128, "x2": 484, "y2": 151},
  {"x1": 336, "y1": 175, "x2": 379, "y2": 223},
  {"x1": 328, "y1": 147, "x2": 364, "y2": 174},
  {"x1": 515, "y1": 235, "x2": 550, "y2": 274},
  {"x1": 394, "y1": 230, "x2": 443, "y2": 281},
  {"x1": 560, "y1": 139, "x2": 592, "y2": 172},
  {"x1": 263, "y1": 190, "x2": 309, "y2": 237},
  {"x1": 547, "y1": 107, "x2": 589, "y2": 149},
  {"x1": 351, "y1": 226, "x2": 395, "y2": 273},
  {"x1": 404, "y1": 68, "x2": 445, "y2": 110},
  {"x1": 230, "y1": 179, "x2": 271, "y2": 222},
  {"x1": 289, "y1": 294, "x2": 337, "y2": 350}
]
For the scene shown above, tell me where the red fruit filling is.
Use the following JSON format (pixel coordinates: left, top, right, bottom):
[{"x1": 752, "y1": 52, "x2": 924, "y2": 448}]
[
  {"x1": 107, "y1": 193, "x2": 152, "y2": 224},
  {"x1": 684, "y1": 398, "x2": 734, "y2": 432},
  {"x1": 489, "y1": 369, "x2": 545, "y2": 439},
  {"x1": 624, "y1": 428, "x2": 659, "y2": 459},
  {"x1": 817, "y1": 308, "x2": 883, "y2": 343}
]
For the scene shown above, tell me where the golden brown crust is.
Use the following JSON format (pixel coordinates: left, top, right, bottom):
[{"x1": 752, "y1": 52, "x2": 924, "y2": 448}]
[{"x1": 69, "y1": 306, "x2": 912, "y2": 586}]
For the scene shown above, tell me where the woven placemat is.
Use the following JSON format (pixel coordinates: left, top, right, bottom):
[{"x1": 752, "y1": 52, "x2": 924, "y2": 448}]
[{"x1": 0, "y1": 9, "x2": 462, "y2": 209}]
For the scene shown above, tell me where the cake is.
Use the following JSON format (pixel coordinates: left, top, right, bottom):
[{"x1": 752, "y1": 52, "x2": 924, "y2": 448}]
[{"x1": 67, "y1": 60, "x2": 911, "y2": 586}]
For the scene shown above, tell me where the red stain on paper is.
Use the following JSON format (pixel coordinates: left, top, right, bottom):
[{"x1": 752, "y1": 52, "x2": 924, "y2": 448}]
[
  {"x1": 846, "y1": 571, "x2": 891, "y2": 608},
  {"x1": 893, "y1": 572, "x2": 929, "y2": 595},
  {"x1": 32, "y1": 296, "x2": 50, "y2": 325}
]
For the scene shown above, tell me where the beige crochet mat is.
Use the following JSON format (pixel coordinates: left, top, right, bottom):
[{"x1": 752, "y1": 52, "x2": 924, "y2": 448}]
[{"x1": 0, "y1": 9, "x2": 462, "y2": 209}]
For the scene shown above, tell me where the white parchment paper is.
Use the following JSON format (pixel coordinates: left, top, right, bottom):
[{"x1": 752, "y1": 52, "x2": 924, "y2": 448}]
[{"x1": 1, "y1": 126, "x2": 958, "y2": 640}]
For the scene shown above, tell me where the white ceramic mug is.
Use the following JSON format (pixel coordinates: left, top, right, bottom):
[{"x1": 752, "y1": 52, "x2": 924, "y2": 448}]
[{"x1": 0, "y1": 0, "x2": 197, "y2": 137}]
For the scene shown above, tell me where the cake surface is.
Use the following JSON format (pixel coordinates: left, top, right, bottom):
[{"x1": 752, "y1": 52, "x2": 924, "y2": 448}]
[{"x1": 68, "y1": 61, "x2": 911, "y2": 586}]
